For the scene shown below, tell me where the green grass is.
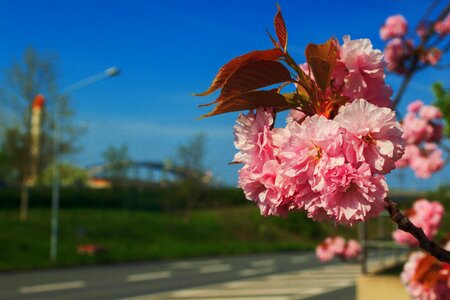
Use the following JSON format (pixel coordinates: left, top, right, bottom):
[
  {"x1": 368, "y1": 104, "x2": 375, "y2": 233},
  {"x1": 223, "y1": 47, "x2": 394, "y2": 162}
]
[{"x1": 0, "y1": 206, "x2": 356, "y2": 270}]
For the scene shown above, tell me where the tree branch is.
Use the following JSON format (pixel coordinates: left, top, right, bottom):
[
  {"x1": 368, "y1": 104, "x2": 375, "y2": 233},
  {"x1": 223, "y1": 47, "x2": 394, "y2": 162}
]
[
  {"x1": 385, "y1": 197, "x2": 450, "y2": 263},
  {"x1": 392, "y1": 4, "x2": 450, "y2": 109}
]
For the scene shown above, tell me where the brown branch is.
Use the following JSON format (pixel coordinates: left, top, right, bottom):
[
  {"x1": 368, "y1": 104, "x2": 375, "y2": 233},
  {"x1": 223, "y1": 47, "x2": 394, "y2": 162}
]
[{"x1": 385, "y1": 197, "x2": 450, "y2": 263}]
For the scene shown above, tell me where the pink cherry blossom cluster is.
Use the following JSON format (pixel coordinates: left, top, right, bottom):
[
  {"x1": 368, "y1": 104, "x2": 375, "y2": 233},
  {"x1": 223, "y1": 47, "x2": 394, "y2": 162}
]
[
  {"x1": 380, "y1": 14, "x2": 446, "y2": 74},
  {"x1": 233, "y1": 37, "x2": 405, "y2": 226},
  {"x1": 401, "y1": 251, "x2": 450, "y2": 300},
  {"x1": 333, "y1": 36, "x2": 393, "y2": 108},
  {"x1": 234, "y1": 98, "x2": 404, "y2": 225},
  {"x1": 392, "y1": 199, "x2": 444, "y2": 247},
  {"x1": 315, "y1": 236, "x2": 361, "y2": 262},
  {"x1": 395, "y1": 100, "x2": 444, "y2": 178}
]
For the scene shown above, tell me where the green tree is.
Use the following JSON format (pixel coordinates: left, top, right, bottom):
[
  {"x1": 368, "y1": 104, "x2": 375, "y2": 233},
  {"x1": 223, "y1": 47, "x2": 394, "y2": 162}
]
[
  {"x1": 433, "y1": 82, "x2": 450, "y2": 138},
  {"x1": 0, "y1": 47, "x2": 80, "y2": 220},
  {"x1": 175, "y1": 134, "x2": 208, "y2": 222},
  {"x1": 102, "y1": 143, "x2": 131, "y2": 185},
  {"x1": 38, "y1": 162, "x2": 87, "y2": 187}
]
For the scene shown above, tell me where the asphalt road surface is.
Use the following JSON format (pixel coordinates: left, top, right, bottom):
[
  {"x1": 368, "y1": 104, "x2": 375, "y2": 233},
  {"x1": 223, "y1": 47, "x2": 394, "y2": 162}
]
[{"x1": 0, "y1": 252, "x2": 358, "y2": 300}]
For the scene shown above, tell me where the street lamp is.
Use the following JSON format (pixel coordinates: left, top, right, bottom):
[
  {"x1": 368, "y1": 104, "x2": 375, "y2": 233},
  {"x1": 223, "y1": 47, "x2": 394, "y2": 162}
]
[{"x1": 50, "y1": 66, "x2": 120, "y2": 261}]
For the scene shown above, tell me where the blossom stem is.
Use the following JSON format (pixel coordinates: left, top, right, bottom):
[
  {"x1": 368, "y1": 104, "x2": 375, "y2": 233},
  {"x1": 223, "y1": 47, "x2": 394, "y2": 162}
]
[{"x1": 385, "y1": 197, "x2": 450, "y2": 263}]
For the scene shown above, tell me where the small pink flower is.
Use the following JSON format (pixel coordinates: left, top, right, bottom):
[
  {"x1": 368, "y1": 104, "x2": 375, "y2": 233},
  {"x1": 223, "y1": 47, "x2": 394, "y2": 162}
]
[
  {"x1": 409, "y1": 144, "x2": 444, "y2": 178},
  {"x1": 339, "y1": 36, "x2": 392, "y2": 107},
  {"x1": 419, "y1": 105, "x2": 443, "y2": 121},
  {"x1": 234, "y1": 109, "x2": 292, "y2": 216},
  {"x1": 435, "y1": 13, "x2": 450, "y2": 36},
  {"x1": 395, "y1": 144, "x2": 419, "y2": 168},
  {"x1": 316, "y1": 237, "x2": 335, "y2": 262},
  {"x1": 380, "y1": 14, "x2": 408, "y2": 40},
  {"x1": 402, "y1": 113, "x2": 433, "y2": 144},
  {"x1": 344, "y1": 239, "x2": 362, "y2": 260},
  {"x1": 320, "y1": 162, "x2": 388, "y2": 226},
  {"x1": 286, "y1": 109, "x2": 306, "y2": 125},
  {"x1": 392, "y1": 199, "x2": 444, "y2": 247},
  {"x1": 233, "y1": 108, "x2": 276, "y2": 165},
  {"x1": 421, "y1": 48, "x2": 442, "y2": 66},
  {"x1": 408, "y1": 100, "x2": 424, "y2": 113},
  {"x1": 384, "y1": 38, "x2": 414, "y2": 74},
  {"x1": 316, "y1": 237, "x2": 361, "y2": 261},
  {"x1": 334, "y1": 99, "x2": 405, "y2": 175},
  {"x1": 278, "y1": 114, "x2": 344, "y2": 189}
]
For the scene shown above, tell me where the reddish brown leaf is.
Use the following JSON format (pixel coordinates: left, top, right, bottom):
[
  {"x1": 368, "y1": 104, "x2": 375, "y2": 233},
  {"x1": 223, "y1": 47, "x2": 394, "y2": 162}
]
[
  {"x1": 195, "y1": 48, "x2": 284, "y2": 96},
  {"x1": 305, "y1": 39, "x2": 338, "y2": 92},
  {"x1": 200, "y1": 90, "x2": 289, "y2": 118},
  {"x1": 265, "y1": 28, "x2": 279, "y2": 48},
  {"x1": 412, "y1": 254, "x2": 443, "y2": 287},
  {"x1": 199, "y1": 60, "x2": 292, "y2": 107},
  {"x1": 274, "y1": 4, "x2": 288, "y2": 52}
]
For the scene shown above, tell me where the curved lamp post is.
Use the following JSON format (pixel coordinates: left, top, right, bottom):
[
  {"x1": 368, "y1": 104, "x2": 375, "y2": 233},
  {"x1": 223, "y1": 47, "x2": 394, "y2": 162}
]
[{"x1": 50, "y1": 66, "x2": 120, "y2": 261}]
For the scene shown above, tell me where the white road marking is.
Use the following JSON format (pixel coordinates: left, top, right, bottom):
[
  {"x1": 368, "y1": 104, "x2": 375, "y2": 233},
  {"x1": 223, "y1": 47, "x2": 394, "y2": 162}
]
[
  {"x1": 171, "y1": 259, "x2": 222, "y2": 269},
  {"x1": 250, "y1": 259, "x2": 275, "y2": 267},
  {"x1": 238, "y1": 267, "x2": 275, "y2": 277},
  {"x1": 198, "y1": 264, "x2": 232, "y2": 274},
  {"x1": 290, "y1": 255, "x2": 313, "y2": 263},
  {"x1": 300, "y1": 287, "x2": 326, "y2": 295},
  {"x1": 171, "y1": 288, "x2": 311, "y2": 298},
  {"x1": 19, "y1": 281, "x2": 85, "y2": 294},
  {"x1": 330, "y1": 280, "x2": 354, "y2": 287},
  {"x1": 170, "y1": 262, "x2": 195, "y2": 269},
  {"x1": 127, "y1": 271, "x2": 171, "y2": 282}
]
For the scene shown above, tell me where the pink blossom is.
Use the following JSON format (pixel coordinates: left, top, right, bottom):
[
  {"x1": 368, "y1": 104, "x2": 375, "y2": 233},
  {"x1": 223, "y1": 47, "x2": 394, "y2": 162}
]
[
  {"x1": 421, "y1": 48, "x2": 442, "y2": 66},
  {"x1": 402, "y1": 103, "x2": 443, "y2": 144},
  {"x1": 402, "y1": 112, "x2": 433, "y2": 144},
  {"x1": 380, "y1": 14, "x2": 408, "y2": 40},
  {"x1": 384, "y1": 38, "x2": 414, "y2": 74},
  {"x1": 286, "y1": 109, "x2": 306, "y2": 125},
  {"x1": 319, "y1": 162, "x2": 388, "y2": 226},
  {"x1": 395, "y1": 144, "x2": 419, "y2": 168},
  {"x1": 334, "y1": 99, "x2": 405, "y2": 175},
  {"x1": 435, "y1": 13, "x2": 450, "y2": 36},
  {"x1": 344, "y1": 239, "x2": 362, "y2": 260},
  {"x1": 401, "y1": 251, "x2": 450, "y2": 300},
  {"x1": 316, "y1": 236, "x2": 346, "y2": 261},
  {"x1": 408, "y1": 100, "x2": 424, "y2": 113},
  {"x1": 316, "y1": 237, "x2": 335, "y2": 262},
  {"x1": 409, "y1": 144, "x2": 444, "y2": 178},
  {"x1": 330, "y1": 236, "x2": 346, "y2": 255},
  {"x1": 278, "y1": 114, "x2": 344, "y2": 190},
  {"x1": 419, "y1": 105, "x2": 443, "y2": 121},
  {"x1": 233, "y1": 108, "x2": 276, "y2": 165},
  {"x1": 392, "y1": 199, "x2": 444, "y2": 247},
  {"x1": 234, "y1": 109, "x2": 292, "y2": 216},
  {"x1": 316, "y1": 237, "x2": 361, "y2": 261},
  {"x1": 339, "y1": 36, "x2": 392, "y2": 107}
]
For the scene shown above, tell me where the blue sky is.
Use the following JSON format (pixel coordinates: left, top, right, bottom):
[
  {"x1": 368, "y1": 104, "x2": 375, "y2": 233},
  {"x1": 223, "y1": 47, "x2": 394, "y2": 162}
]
[{"x1": 0, "y1": 0, "x2": 448, "y2": 189}]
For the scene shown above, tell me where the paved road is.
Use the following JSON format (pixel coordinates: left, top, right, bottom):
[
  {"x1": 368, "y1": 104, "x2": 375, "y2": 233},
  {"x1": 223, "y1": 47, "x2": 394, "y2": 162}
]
[{"x1": 0, "y1": 252, "x2": 357, "y2": 300}]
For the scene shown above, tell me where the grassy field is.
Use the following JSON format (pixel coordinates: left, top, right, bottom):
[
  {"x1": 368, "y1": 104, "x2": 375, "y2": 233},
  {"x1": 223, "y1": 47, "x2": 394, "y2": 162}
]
[{"x1": 0, "y1": 206, "x2": 356, "y2": 270}]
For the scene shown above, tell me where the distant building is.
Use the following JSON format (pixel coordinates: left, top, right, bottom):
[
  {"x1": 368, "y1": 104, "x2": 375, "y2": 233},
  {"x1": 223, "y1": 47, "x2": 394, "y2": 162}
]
[{"x1": 86, "y1": 178, "x2": 112, "y2": 189}]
